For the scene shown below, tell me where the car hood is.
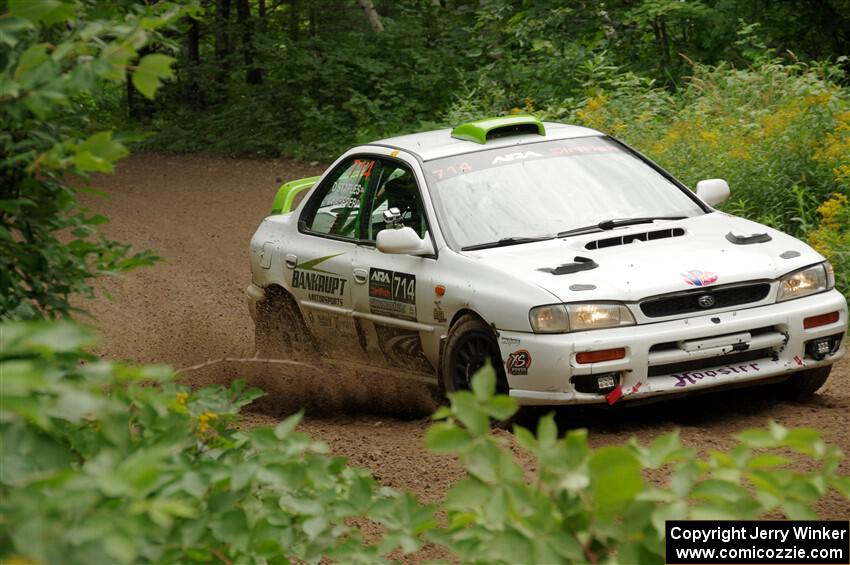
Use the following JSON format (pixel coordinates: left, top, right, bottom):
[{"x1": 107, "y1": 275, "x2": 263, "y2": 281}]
[{"x1": 462, "y1": 213, "x2": 824, "y2": 303}]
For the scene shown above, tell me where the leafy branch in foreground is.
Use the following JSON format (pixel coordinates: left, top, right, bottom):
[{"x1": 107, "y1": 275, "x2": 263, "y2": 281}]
[
  {"x1": 427, "y1": 363, "x2": 850, "y2": 565},
  {"x1": 1, "y1": 322, "x2": 847, "y2": 564},
  {"x1": 0, "y1": 321, "x2": 433, "y2": 564},
  {"x1": 0, "y1": 0, "x2": 193, "y2": 319}
]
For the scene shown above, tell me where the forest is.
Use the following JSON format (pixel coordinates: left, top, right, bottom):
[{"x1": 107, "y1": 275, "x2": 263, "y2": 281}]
[
  {"x1": 1, "y1": 1, "x2": 850, "y2": 563},
  {"x1": 108, "y1": 0, "x2": 850, "y2": 295}
]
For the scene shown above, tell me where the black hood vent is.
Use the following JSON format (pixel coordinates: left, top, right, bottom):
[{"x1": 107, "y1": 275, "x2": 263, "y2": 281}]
[
  {"x1": 539, "y1": 256, "x2": 598, "y2": 275},
  {"x1": 585, "y1": 227, "x2": 685, "y2": 250}
]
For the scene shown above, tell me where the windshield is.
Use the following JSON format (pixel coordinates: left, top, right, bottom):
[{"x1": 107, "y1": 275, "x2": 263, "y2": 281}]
[{"x1": 423, "y1": 136, "x2": 705, "y2": 250}]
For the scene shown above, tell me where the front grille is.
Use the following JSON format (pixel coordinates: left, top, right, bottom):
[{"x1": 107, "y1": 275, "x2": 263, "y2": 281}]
[
  {"x1": 640, "y1": 282, "x2": 771, "y2": 318},
  {"x1": 648, "y1": 348, "x2": 771, "y2": 377}
]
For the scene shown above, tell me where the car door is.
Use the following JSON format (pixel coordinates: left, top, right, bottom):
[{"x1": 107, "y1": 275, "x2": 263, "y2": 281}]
[
  {"x1": 351, "y1": 158, "x2": 442, "y2": 380},
  {"x1": 292, "y1": 157, "x2": 379, "y2": 363}
]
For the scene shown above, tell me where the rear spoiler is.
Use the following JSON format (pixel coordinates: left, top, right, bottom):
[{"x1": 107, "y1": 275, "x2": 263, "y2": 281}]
[{"x1": 270, "y1": 175, "x2": 320, "y2": 214}]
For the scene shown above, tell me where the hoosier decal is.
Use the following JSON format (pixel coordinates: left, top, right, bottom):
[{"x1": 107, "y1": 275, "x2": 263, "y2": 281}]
[
  {"x1": 672, "y1": 362, "x2": 760, "y2": 387},
  {"x1": 368, "y1": 268, "x2": 417, "y2": 321}
]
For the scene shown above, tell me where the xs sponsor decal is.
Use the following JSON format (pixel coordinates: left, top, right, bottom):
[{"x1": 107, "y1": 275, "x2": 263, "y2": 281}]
[
  {"x1": 374, "y1": 324, "x2": 434, "y2": 373},
  {"x1": 681, "y1": 269, "x2": 718, "y2": 287},
  {"x1": 506, "y1": 349, "x2": 532, "y2": 376},
  {"x1": 672, "y1": 362, "x2": 760, "y2": 387},
  {"x1": 291, "y1": 254, "x2": 348, "y2": 307},
  {"x1": 369, "y1": 268, "x2": 417, "y2": 321}
]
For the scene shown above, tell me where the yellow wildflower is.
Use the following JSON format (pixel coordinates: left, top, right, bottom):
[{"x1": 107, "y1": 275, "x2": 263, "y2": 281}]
[
  {"x1": 197, "y1": 411, "x2": 218, "y2": 434},
  {"x1": 175, "y1": 391, "x2": 188, "y2": 407},
  {"x1": 816, "y1": 193, "x2": 849, "y2": 230}
]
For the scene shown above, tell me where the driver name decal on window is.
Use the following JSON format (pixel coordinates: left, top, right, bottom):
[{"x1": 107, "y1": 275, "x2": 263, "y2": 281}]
[
  {"x1": 369, "y1": 268, "x2": 417, "y2": 321},
  {"x1": 306, "y1": 157, "x2": 378, "y2": 237}
]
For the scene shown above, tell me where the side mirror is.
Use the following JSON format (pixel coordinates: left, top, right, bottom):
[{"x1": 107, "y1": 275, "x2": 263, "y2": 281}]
[
  {"x1": 696, "y1": 178, "x2": 730, "y2": 207},
  {"x1": 376, "y1": 227, "x2": 434, "y2": 255}
]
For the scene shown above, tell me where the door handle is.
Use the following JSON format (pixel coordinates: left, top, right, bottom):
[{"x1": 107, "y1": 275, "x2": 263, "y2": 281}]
[
  {"x1": 285, "y1": 254, "x2": 298, "y2": 269},
  {"x1": 353, "y1": 268, "x2": 368, "y2": 284}
]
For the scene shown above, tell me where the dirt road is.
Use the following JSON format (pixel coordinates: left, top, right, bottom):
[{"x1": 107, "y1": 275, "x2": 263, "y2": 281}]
[{"x1": 83, "y1": 153, "x2": 849, "y2": 520}]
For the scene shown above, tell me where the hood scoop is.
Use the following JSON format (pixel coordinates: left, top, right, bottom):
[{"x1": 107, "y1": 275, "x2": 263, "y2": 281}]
[
  {"x1": 585, "y1": 227, "x2": 685, "y2": 250},
  {"x1": 539, "y1": 256, "x2": 598, "y2": 275},
  {"x1": 726, "y1": 231, "x2": 772, "y2": 245}
]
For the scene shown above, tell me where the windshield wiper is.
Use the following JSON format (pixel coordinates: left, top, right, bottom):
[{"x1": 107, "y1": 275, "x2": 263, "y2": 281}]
[
  {"x1": 462, "y1": 235, "x2": 553, "y2": 251},
  {"x1": 557, "y1": 216, "x2": 687, "y2": 238}
]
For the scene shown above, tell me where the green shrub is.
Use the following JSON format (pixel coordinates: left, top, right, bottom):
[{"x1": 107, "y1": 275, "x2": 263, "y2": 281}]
[
  {"x1": 428, "y1": 365, "x2": 850, "y2": 564},
  {"x1": 0, "y1": 321, "x2": 433, "y2": 563},
  {"x1": 2, "y1": 321, "x2": 848, "y2": 564},
  {"x1": 444, "y1": 57, "x2": 850, "y2": 296},
  {"x1": 0, "y1": 0, "x2": 190, "y2": 318}
]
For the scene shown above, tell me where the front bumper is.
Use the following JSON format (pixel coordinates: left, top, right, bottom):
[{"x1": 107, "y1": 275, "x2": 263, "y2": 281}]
[{"x1": 498, "y1": 290, "x2": 848, "y2": 405}]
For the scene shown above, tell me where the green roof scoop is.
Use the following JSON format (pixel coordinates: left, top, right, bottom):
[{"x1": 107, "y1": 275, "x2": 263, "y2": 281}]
[{"x1": 451, "y1": 115, "x2": 546, "y2": 144}]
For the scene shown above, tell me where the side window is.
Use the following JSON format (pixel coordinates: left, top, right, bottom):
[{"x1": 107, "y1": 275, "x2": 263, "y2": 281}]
[
  {"x1": 302, "y1": 158, "x2": 376, "y2": 239},
  {"x1": 367, "y1": 164, "x2": 428, "y2": 240}
]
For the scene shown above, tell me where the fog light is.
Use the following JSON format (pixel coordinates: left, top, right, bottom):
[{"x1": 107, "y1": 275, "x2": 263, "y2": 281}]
[
  {"x1": 576, "y1": 348, "x2": 626, "y2": 364},
  {"x1": 805, "y1": 334, "x2": 841, "y2": 360},
  {"x1": 597, "y1": 374, "x2": 616, "y2": 390},
  {"x1": 571, "y1": 373, "x2": 620, "y2": 394}
]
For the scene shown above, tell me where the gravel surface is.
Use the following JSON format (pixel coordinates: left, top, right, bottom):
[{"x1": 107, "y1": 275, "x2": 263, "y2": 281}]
[{"x1": 82, "y1": 153, "x2": 850, "y2": 532}]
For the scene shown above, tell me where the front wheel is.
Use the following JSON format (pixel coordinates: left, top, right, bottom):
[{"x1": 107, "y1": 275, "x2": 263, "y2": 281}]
[
  {"x1": 780, "y1": 365, "x2": 832, "y2": 399},
  {"x1": 440, "y1": 315, "x2": 508, "y2": 396}
]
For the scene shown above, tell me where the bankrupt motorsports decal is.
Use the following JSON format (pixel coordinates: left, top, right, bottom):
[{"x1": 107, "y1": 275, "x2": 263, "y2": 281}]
[{"x1": 291, "y1": 254, "x2": 348, "y2": 307}]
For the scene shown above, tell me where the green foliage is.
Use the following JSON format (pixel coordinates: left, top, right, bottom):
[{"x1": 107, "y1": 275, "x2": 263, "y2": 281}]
[
  {"x1": 5, "y1": 328, "x2": 846, "y2": 564},
  {"x1": 0, "y1": 0, "x2": 190, "y2": 319},
  {"x1": 428, "y1": 364, "x2": 850, "y2": 564},
  {"x1": 0, "y1": 321, "x2": 434, "y2": 563},
  {"x1": 808, "y1": 193, "x2": 850, "y2": 297},
  {"x1": 445, "y1": 56, "x2": 850, "y2": 295}
]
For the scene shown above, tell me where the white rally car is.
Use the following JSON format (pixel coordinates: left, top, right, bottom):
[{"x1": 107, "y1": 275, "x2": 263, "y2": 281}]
[{"x1": 247, "y1": 115, "x2": 847, "y2": 405}]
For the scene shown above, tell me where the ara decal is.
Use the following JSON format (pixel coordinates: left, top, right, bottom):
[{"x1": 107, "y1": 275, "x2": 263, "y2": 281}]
[
  {"x1": 681, "y1": 269, "x2": 718, "y2": 287},
  {"x1": 368, "y1": 268, "x2": 417, "y2": 321}
]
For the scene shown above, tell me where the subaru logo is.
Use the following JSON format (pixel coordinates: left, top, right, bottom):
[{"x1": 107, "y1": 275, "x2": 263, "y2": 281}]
[{"x1": 697, "y1": 294, "x2": 716, "y2": 308}]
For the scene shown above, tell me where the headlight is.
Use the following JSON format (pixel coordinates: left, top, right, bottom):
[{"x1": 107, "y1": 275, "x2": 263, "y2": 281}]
[
  {"x1": 529, "y1": 305, "x2": 570, "y2": 333},
  {"x1": 529, "y1": 303, "x2": 635, "y2": 333},
  {"x1": 777, "y1": 263, "x2": 830, "y2": 302}
]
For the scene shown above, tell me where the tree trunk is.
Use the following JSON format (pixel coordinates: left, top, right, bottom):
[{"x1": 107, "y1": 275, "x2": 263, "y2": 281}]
[
  {"x1": 187, "y1": 17, "x2": 200, "y2": 64},
  {"x1": 288, "y1": 0, "x2": 299, "y2": 40},
  {"x1": 357, "y1": 0, "x2": 384, "y2": 33},
  {"x1": 184, "y1": 16, "x2": 204, "y2": 109},
  {"x1": 215, "y1": 0, "x2": 232, "y2": 63},
  {"x1": 237, "y1": 0, "x2": 262, "y2": 84}
]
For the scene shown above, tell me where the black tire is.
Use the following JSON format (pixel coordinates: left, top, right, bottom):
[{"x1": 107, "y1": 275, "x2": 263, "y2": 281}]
[
  {"x1": 254, "y1": 287, "x2": 316, "y2": 360},
  {"x1": 780, "y1": 365, "x2": 832, "y2": 399},
  {"x1": 440, "y1": 315, "x2": 508, "y2": 396}
]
